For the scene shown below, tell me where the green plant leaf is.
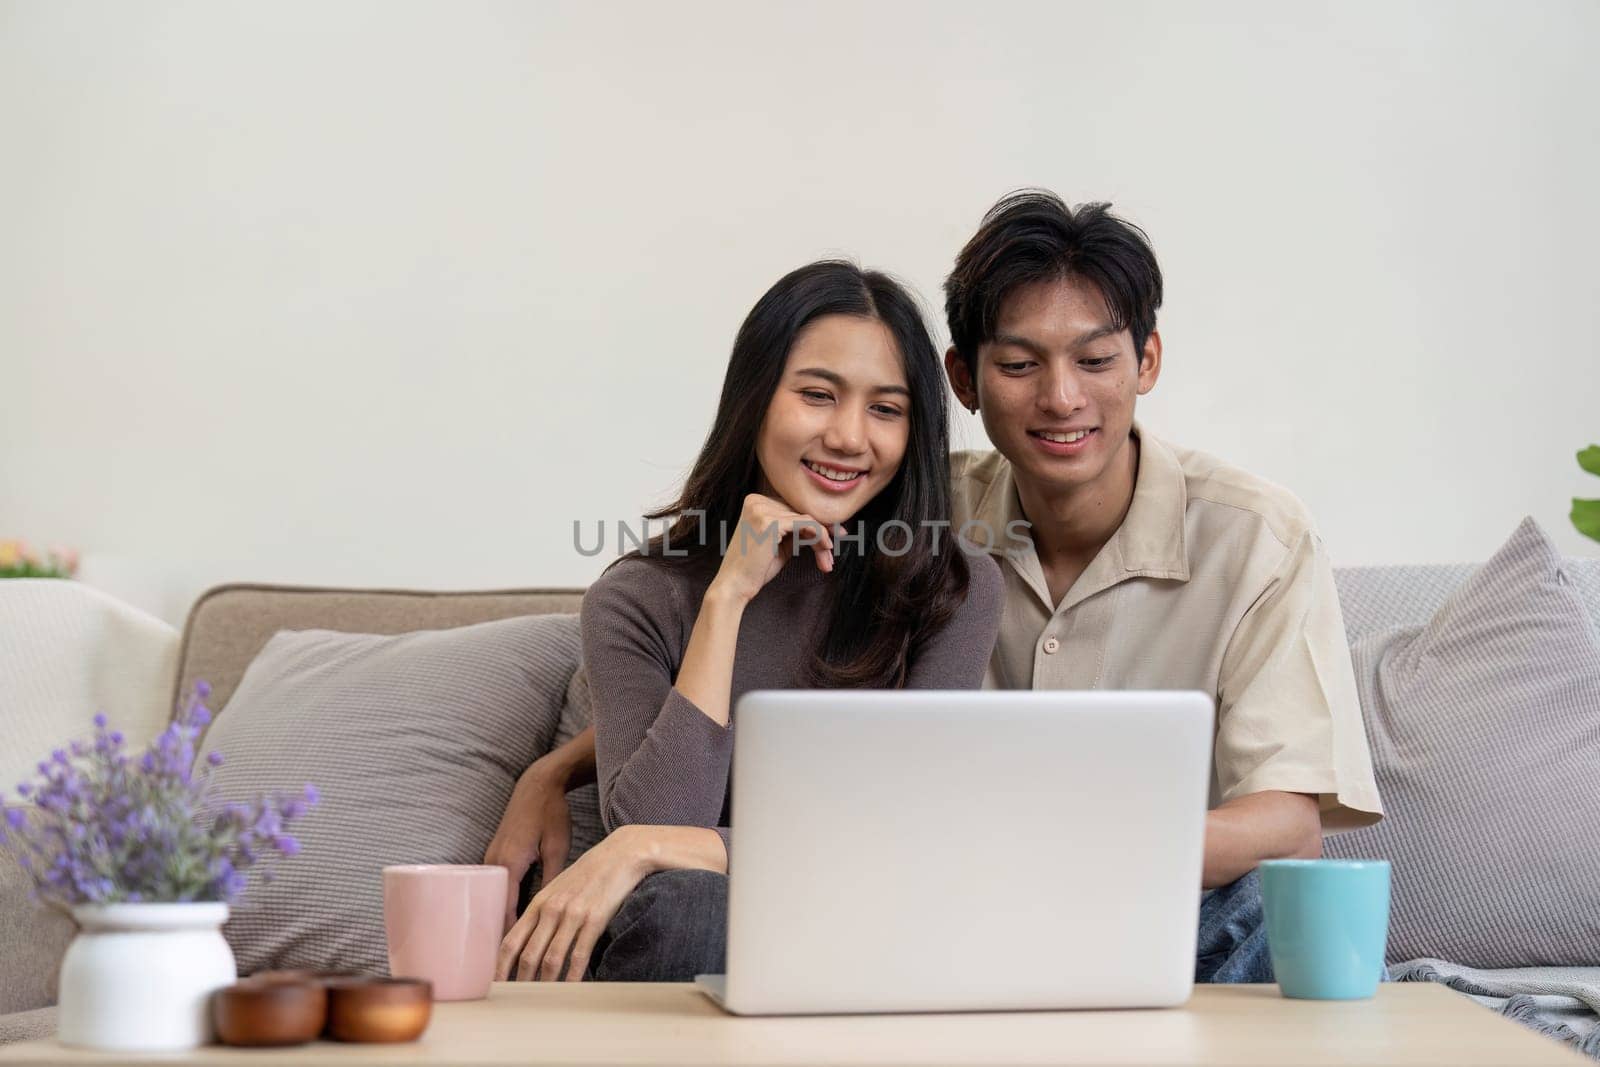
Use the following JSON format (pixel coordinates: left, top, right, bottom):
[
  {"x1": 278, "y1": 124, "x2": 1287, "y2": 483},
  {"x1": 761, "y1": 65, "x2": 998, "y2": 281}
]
[
  {"x1": 1580, "y1": 446, "x2": 1600, "y2": 478},
  {"x1": 1574, "y1": 498, "x2": 1600, "y2": 543}
]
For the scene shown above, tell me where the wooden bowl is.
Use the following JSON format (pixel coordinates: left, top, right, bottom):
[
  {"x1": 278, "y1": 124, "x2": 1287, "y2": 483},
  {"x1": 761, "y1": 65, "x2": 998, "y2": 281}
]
[
  {"x1": 213, "y1": 979, "x2": 328, "y2": 1046},
  {"x1": 325, "y1": 977, "x2": 433, "y2": 1043}
]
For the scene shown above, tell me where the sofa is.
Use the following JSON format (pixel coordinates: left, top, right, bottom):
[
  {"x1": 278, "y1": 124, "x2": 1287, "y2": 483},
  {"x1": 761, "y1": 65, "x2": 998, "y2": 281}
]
[{"x1": 4, "y1": 554, "x2": 1599, "y2": 1047}]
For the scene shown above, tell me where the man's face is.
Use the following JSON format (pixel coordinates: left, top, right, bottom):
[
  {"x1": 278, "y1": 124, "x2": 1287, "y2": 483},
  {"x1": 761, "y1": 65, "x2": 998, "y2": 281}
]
[{"x1": 947, "y1": 274, "x2": 1160, "y2": 496}]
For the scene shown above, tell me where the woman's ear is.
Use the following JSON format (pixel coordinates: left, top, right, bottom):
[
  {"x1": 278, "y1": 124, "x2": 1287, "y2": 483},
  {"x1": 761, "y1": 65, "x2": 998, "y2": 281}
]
[{"x1": 944, "y1": 347, "x2": 979, "y2": 413}]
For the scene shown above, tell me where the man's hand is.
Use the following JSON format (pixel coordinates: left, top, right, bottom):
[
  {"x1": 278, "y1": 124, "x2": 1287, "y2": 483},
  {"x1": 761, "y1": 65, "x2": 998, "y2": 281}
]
[
  {"x1": 484, "y1": 759, "x2": 574, "y2": 932},
  {"x1": 495, "y1": 825, "x2": 650, "y2": 983}
]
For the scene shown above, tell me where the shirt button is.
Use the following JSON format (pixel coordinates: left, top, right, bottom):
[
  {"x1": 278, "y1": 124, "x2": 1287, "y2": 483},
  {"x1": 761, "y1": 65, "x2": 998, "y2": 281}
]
[{"x1": 1042, "y1": 635, "x2": 1060, "y2": 654}]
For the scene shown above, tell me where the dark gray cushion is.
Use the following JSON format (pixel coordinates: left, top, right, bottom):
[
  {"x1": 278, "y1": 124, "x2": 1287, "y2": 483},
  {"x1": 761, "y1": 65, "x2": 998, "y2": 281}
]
[
  {"x1": 198, "y1": 614, "x2": 581, "y2": 976},
  {"x1": 1325, "y1": 518, "x2": 1600, "y2": 967}
]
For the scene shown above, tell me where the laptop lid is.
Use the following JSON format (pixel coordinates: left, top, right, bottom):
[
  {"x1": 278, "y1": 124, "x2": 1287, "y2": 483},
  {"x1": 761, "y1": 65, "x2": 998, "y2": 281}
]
[{"x1": 717, "y1": 690, "x2": 1213, "y2": 1015}]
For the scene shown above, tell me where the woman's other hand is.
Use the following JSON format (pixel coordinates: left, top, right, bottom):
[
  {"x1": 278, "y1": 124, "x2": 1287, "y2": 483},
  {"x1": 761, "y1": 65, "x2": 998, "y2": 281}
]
[{"x1": 494, "y1": 825, "x2": 651, "y2": 982}]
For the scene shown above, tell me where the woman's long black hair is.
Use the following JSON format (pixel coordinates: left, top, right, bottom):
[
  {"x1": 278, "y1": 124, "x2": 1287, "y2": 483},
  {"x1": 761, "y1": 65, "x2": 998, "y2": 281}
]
[{"x1": 639, "y1": 260, "x2": 970, "y2": 688}]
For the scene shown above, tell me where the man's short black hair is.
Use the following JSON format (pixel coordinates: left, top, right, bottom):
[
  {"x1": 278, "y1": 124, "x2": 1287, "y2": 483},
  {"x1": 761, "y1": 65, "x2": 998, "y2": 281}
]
[{"x1": 944, "y1": 190, "x2": 1164, "y2": 374}]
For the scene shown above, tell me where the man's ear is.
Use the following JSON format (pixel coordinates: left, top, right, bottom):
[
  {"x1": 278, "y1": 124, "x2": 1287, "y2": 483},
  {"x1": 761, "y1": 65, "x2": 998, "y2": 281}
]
[
  {"x1": 945, "y1": 346, "x2": 979, "y2": 411},
  {"x1": 1135, "y1": 330, "x2": 1162, "y2": 396}
]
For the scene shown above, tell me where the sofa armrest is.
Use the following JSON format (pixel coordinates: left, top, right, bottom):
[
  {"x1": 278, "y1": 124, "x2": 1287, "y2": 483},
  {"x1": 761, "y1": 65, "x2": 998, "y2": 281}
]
[
  {"x1": 0, "y1": 1006, "x2": 57, "y2": 1047},
  {"x1": 0, "y1": 810, "x2": 74, "y2": 1016}
]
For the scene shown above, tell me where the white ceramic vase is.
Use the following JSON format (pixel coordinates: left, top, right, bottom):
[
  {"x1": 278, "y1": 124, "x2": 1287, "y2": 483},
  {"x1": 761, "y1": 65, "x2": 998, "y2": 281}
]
[{"x1": 56, "y1": 902, "x2": 236, "y2": 1051}]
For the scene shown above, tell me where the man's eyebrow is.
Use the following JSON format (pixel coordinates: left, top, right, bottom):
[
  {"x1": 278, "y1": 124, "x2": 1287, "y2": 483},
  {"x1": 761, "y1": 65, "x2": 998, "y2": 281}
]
[
  {"x1": 992, "y1": 324, "x2": 1122, "y2": 354},
  {"x1": 991, "y1": 333, "x2": 1049, "y2": 357},
  {"x1": 1072, "y1": 323, "x2": 1122, "y2": 347},
  {"x1": 794, "y1": 367, "x2": 911, "y2": 397}
]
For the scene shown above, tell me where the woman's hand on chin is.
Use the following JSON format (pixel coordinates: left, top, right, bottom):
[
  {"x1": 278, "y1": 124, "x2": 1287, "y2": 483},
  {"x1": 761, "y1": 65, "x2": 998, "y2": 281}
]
[
  {"x1": 495, "y1": 825, "x2": 652, "y2": 983},
  {"x1": 709, "y1": 493, "x2": 834, "y2": 603}
]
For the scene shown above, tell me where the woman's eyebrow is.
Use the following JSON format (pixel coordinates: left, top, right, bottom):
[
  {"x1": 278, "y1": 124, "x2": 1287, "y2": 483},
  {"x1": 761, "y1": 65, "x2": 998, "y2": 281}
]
[{"x1": 795, "y1": 367, "x2": 910, "y2": 397}]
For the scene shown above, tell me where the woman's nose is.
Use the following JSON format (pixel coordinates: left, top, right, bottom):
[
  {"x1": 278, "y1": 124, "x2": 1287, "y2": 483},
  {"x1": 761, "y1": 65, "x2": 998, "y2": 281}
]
[{"x1": 823, "y1": 407, "x2": 868, "y2": 454}]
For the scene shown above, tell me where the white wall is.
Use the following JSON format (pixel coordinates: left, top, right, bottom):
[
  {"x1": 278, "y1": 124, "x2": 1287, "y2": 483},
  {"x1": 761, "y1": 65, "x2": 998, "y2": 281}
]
[{"x1": 3, "y1": 0, "x2": 1597, "y2": 624}]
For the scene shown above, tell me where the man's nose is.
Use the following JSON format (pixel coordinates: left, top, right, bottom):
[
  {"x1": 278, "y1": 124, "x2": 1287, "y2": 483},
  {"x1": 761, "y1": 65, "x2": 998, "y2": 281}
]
[{"x1": 1037, "y1": 364, "x2": 1087, "y2": 417}]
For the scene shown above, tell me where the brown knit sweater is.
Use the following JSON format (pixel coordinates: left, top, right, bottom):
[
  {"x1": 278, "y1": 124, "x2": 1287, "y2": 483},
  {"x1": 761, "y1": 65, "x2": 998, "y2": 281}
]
[{"x1": 580, "y1": 541, "x2": 1004, "y2": 858}]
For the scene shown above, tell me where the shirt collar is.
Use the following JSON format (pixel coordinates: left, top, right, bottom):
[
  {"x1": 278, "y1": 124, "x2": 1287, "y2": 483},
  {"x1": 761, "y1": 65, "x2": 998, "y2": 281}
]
[{"x1": 968, "y1": 421, "x2": 1190, "y2": 588}]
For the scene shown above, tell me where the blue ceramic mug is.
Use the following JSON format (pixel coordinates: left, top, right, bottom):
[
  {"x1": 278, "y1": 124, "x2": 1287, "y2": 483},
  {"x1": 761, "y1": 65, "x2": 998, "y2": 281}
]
[{"x1": 1259, "y1": 859, "x2": 1390, "y2": 999}]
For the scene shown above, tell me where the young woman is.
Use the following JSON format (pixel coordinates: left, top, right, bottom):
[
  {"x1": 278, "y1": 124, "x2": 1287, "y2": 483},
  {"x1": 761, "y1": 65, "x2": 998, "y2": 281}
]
[{"x1": 492, "y1": 261, "x2": 1002, "y2": 983}]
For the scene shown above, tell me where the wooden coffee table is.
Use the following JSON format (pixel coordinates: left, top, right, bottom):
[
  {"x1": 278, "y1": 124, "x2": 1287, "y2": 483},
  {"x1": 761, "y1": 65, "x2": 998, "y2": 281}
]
[{"x1": 0, "y1": 981, "x2": 1586, "y2": 1065}]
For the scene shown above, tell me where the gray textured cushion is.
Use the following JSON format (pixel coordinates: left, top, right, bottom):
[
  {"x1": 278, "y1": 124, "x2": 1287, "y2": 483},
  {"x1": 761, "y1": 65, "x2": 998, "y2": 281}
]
[
  {"x1": 197, "y1": 613, "x2": 581, "y2": 977},
  {"x1": 1334, "y1": 558, "x2": 1600, "y2": 641},
  {"x1": 1325, "y1": 518, "x2": 1600, "y2": 967}
]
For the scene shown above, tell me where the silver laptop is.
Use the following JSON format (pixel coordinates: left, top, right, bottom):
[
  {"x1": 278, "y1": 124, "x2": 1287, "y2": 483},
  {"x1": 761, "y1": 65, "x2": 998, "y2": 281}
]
[{"x1": 695, "y1": 689, "x2": 1213, "y2": 1015}]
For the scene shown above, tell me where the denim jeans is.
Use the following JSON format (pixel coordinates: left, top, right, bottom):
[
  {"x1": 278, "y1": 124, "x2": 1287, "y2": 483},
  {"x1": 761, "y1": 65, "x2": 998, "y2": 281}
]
[
  {"x1": 1195, "y1": 869, "x2": 1275, "y2": 983},
  {"x1": 587, "y1": 869, "x2": 729, "y2": 982},
  {"x1": 589, "y1": 867, "x2": 1276, "y2": 984}
]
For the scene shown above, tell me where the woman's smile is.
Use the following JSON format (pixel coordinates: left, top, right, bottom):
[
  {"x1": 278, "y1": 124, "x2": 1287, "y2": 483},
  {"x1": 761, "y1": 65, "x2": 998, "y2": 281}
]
[{"x1": 800, "y1": 458, "x2": 868, "y2": 492}]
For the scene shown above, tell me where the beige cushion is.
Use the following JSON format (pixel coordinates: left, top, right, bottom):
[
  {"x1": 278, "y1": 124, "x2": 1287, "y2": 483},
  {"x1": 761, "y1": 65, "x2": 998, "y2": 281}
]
[
  {"x1": 0, "y1": 579, "x2": 177, "y2": 1020},
  {"x1": 196, "y1": 612, "x2": 583, "y2": 976},
  {"x1": 0, "y1": 579, "x2": 178, "y2": 808}
]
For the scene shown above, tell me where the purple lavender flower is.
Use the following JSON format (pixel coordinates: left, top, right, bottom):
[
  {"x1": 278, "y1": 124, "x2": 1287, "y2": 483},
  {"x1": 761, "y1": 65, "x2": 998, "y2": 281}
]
[{"x1": 0, "y1": 680, "x2": 315, "y2": 908}]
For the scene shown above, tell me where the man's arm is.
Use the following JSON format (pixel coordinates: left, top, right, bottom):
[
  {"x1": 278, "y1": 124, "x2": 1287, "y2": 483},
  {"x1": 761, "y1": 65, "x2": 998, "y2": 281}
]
[
  {"x1": 1202, "y1": 790, "x2": 1321, "y2": 889},
  {"x1": 540, "y1": 726, "x2": 598, "y2": 790},
  {"x1": 483, "y1": 726, "x2": 600, "y2": 928},
  {"x1": 1206, "y1": 525, "x2": 1383, "y2": 888}
]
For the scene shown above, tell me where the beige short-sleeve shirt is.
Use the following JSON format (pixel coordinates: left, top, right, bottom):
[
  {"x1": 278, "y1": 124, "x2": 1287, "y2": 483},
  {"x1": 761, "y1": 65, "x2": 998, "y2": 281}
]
[{"x1": 951, "y1": 426, "x2": 1383, "y2": 831}]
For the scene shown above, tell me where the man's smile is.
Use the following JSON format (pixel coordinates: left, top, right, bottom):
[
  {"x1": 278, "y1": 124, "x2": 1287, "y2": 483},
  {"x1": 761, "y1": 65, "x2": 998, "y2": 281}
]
[{"x1": 1028, "y1": 427, "x2": 1098, "y2": 454}]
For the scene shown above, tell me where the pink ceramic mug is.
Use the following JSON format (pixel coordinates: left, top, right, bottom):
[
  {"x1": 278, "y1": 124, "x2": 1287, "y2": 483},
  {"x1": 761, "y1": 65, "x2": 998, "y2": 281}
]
[{"x1": 382, "y1": 864, "x2": 509, "y2": 1001}]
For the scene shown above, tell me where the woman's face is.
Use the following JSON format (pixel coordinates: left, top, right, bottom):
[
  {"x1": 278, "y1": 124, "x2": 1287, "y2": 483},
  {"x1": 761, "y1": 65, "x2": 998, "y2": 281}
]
[{"x1": 755, "y1": 314, "x2": 912, "y2": 528}]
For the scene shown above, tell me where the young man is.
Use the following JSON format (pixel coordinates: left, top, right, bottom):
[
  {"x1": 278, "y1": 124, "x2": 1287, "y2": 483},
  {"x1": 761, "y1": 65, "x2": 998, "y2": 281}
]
[
  {"x1": 939, "y1": 190, "x2": 1382, "y2": 981},
  {"x1": 490, "y1": 191, "x2": 1383, "y2": 984}
]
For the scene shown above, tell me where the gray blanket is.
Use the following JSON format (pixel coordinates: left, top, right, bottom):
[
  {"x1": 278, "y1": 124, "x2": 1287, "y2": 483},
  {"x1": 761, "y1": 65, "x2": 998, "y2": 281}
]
[{"x1": 1393, "y1": 958, "x2": 1600, "y2": 1058}]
